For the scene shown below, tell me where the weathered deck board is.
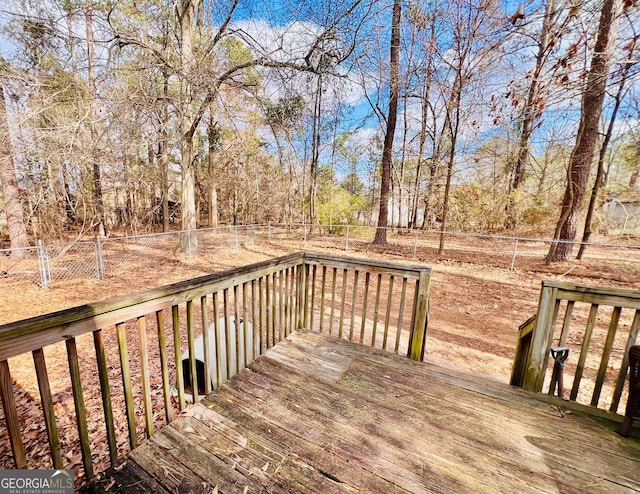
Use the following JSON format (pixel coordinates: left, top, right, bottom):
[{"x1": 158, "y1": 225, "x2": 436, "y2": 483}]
[{"x1": 88, "y1": 331, "x2": 640, "y2": 494}]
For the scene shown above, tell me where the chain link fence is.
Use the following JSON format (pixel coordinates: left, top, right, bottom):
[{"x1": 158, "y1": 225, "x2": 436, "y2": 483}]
[
  {"x1": 0, "y1": 223, "x2": 638, "y2": 290},
  {"x1": 0, "y1": 245, "x2": 43, "y2": 288}
]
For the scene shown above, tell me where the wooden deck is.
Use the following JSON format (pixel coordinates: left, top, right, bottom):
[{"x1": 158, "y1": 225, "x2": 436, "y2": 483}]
[{"x1": 88, "y1": 331, "x2": 640, "y2": 494}]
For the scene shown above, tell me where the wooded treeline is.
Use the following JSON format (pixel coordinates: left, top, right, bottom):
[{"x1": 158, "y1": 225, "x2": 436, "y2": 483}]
[{"x1": 0, "y1": 0, "x2": 638, "y2": 260}]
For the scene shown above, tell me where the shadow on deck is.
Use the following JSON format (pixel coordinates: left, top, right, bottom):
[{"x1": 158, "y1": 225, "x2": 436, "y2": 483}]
[{"x1": 84, "y1": 330, "x2": 640, "y2": 494}]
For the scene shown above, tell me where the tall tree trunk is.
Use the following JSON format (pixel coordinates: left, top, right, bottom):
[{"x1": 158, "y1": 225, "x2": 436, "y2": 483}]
[
  {"x1": 547, "y1": 0, "x2": 621, "y2": 262},
  {"x1": 207, "y1": 116, "x2": 219, "y2": 228},
  {"x1": 178, "y1": 0, "x2": 199, "y2": 254},
  {"x1": 159, "y1": 74, "x2": 170, "y2": 232},
  {"x1": 373, "y1": 0, "x2": 401, "y2": 245},
  {"x1": 309, "y1": 75, "x2": 322, "y2": 233},
  {"x1": 0, "y1": 84, "x2": 30, "y2": 258},
  {"x1": 86, "y1": 2, "x2": 106, "y2": 237},
  {"x1": 410, "y1": 68, "x2": 432, "y2": 230},
  {"x1": 398, "y1": 68, "x2": 410, "y2": 230}
]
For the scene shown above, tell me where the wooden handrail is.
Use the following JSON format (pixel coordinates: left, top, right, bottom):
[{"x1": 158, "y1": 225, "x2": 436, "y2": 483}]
[{"x1": 0, "y1": 252, "x2": 431, "y2": 481}]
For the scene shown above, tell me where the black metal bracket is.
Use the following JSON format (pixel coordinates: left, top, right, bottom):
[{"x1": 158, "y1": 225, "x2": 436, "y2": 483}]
[{"x1": 549, "y1": 346, "x2": 570, "y2": 399}]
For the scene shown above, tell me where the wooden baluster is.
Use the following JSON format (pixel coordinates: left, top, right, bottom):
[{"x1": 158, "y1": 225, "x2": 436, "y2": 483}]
[
  {"x1": 137, "y1": 316, "x2": 154, "y2": 436},
  {"x1": 300, "y1": 263, "x2": 309, "y2": 329},
  {"x1": 243, "y1": 281, "x2": 249, "y2": 365},
  {"x1": 291, "y1": 266, "x2": 298, "y2": 330},
  {"x1": 213, "y1": 292, "x2": 223, "y2": 387},
  {"x1": 570, "y1": 304, "x2": 598, "y2": 401},
  {"x1": 270, "y1": 273, "x2": 279, "y2": 345},
  {"x1": 200, "y1": 296, "x2": 212, "y2": 395},
  {"x1": 258, "y1": 278, "x2": 265, "y2": 354},
  {"x1": 92, "y1": 330, "x2": 118, "y2": 463},
  {"x1": 171, "y1": 306, "x2": 186, "y2": 410},
  {"x1": 319, "y1": 266, "x2": 327, "y2": 333},
  {"x1": 349, "y1": 270, "x2": 359, "y2": 341},
  {"x1": 360, "y1": 272, "x2": 371, "y2": 344},
  {"x1": 290, "y1": 266, "x2": 297, "y2": 332},
  {"x1": 278, "y1": 271, "x2": 284, "y2": 341},
  {"x1": 395, "y1": 278, "x2": 408, "y2": 354},
  {"x1": 329, "y1": 267, "x2": 337, "y2": 335},
  {"x1": 0, "y1": 360, "x2": 26, "y2": 468},
  {"x1": 284, "y1": 268, "x2": 290, "y2": 337},
  {"x1": 155, "y1": 310, "x2": 173, "y2": 423},
  {"x1": 338, "y1": 268, "x2": 348, "y2": 339},
  {"x1": 234, "y1": 285, "x2": 241, "y2": 371},
  {"x1": 265, "y1": 275, "x2": 272, "y2": 348},
  {"x1": 66, "y1": 337, "x2": 93, "y2": 479},
  {"x1": 32, "y1": 349, "x2": 63, "y2": 469},
  {"x1": 591, "y1": 306, "x2": 621, "y2": 407},
  {"x1": 117, "y1": 323, "x2": 138, "y2": 448},
  {"x1": 383, "y1": 276, "x2": 394, "y2": 350},
  {"x1": 251, "y1": 280, "x2": 259, "y2": 358},
  {"x1": 186, "y1": 301, "x2": 198, "y2": 404},
  {"x1": 371, "y1": 273, "x2": 383, "y2": 347},
  {"x1": 310, "y1": 264, "x2": 317, "y2": 331},
  {"x1": 223, "y1": 288, "x2": 232, "y2": 378}
]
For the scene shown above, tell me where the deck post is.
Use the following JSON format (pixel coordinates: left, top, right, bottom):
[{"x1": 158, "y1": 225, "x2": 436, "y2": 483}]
[
  {"x1": 0, "y1": 360, "x2": 27, "y2": 468},
  {"x1": 523, "y1": 283, "x2": 558, "y2": 392},
  {"x1": 409, "y1": 270, "x2": 430, "y2": 361}
]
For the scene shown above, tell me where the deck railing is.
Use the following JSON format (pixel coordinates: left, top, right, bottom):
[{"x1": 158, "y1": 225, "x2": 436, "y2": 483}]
[
  {"x1": 0, "y1": 252, "x2": 431, "y2": 481},
  {"x1": 511, "y1": 281, "x2": 640, "y2": 415}
]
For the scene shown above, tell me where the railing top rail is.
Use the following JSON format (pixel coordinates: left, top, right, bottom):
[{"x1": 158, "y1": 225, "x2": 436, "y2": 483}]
[
  {"x1": 303, "y1": 251, "x2": 430, "y2": 278},
  {"x1": 542, "y1": 280, "x2": 640, "y2": 306}
]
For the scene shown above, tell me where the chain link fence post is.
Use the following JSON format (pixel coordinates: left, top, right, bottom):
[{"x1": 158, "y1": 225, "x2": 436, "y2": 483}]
[
  {"x1": 345, "y1": 225, "x2": 349, "y2": 251},
  {"x1": 96, "y1": 236, "x2": 106, "y2": 280},
  {"x1": 235, "y1": 224, "x2": 239, "y2": 249},
  {"x1": 510, "y1": 239, "x2": 519, "y2": 271},
  {"x1": 268, "y1": 222, "x2": 271, "y2": 242},
  {"x1": 37, "y1": 240, "x2": 49, "y2": 290}
]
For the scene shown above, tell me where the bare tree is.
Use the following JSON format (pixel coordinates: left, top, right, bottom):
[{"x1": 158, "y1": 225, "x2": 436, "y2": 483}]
[
  {"x1": 436, "y1": 0, "x2": 502, "y2": 254},
  {"x1": 506, "y1": 0, "x2": 569, "y2": 228}
]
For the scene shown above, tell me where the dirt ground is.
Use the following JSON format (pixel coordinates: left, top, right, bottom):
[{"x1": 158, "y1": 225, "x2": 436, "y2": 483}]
[{"x1": 0, "y1": 233, "x2": 638, "y2": 484}]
